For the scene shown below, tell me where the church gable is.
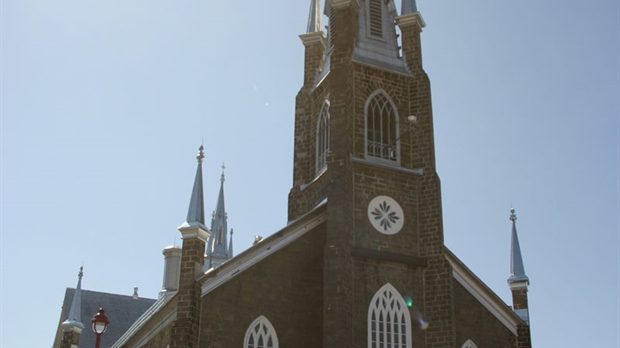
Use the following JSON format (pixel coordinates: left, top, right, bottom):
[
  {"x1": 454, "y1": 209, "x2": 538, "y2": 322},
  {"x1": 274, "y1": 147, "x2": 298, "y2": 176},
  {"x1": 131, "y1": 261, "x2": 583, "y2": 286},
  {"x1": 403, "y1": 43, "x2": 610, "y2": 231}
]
[{"x1": 198, "y1": 212, "x2": 327, "y2": 347}]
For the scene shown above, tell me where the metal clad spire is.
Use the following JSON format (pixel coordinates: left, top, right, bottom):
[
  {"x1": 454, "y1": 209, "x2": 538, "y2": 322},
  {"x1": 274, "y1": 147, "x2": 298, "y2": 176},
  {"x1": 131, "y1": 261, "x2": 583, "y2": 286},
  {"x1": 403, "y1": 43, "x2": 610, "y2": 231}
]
[
  {"x1": 508, "y1": 208, "x2": 529, "y2": 284},
  {"x1": 306, "y1": 0, "x2": 323, "y2": 33},
  {"x1": 401, "y1": 0, "x2": 418, "y2": 15},
  {"x1": 204, "y1": 164, "x2": 232, "y2": 270},
  {"x1": 62, "y1": 267, "x2": 85, "y2": 329},
  {"x1": 182, "y1": 146, "x2": 206, "y2": 229}
]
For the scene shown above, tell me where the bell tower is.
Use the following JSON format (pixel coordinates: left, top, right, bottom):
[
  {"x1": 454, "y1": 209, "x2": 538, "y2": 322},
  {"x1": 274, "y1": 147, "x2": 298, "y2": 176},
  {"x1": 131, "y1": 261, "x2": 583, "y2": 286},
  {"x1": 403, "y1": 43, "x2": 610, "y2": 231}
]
[{"x1": 289, "y1": 0, "x2": 456, "y2": 347}]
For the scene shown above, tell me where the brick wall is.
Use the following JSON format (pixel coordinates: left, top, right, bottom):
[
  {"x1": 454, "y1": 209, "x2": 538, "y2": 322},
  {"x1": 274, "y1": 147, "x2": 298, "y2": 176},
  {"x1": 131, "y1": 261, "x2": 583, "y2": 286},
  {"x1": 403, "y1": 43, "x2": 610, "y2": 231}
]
[
  {"x1": 453, "y1": 280, "x2": 516, "y2": 348},
  {"x1": 198, "y1": 224, "x2": 326, "y2": 347}
]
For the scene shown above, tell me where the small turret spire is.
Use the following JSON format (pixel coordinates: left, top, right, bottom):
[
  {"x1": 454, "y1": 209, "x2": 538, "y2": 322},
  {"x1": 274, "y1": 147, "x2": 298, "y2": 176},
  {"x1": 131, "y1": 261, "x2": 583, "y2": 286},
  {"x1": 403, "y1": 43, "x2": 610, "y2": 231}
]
[
  {"x1": 306, "y1": 0, "x2": 323, "y2": 33},
  {"x1": 228, "y1": 229, "x2": 234, "y2": 258},
  {"x1": 180, "y1": 146, "x2": 207, "y2": 230},
  {"x1": 508, "y1": 208, "x2": 529, "y2": 284},
  {"x1": 62, "y1": 267, "x2": 85, "y2": 330},
  {"x1": 401, "y1": 0, "x2": 418, "y2": 15}
]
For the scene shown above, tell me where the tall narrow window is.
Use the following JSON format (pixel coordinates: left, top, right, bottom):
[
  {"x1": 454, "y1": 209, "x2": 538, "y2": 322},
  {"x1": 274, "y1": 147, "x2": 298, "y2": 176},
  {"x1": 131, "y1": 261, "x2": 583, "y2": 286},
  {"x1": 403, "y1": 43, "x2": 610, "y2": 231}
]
[
  {"x1": 368, "y1": 283, "x2": 411, "y2": 348},
  {"x1": 316, "y1": 101, "x2": 330, "y2": 174},
  {"x1": 244, "y1": 316, "x2": 279, "y2": 348},
  {"x1": 366, "y1": 91, "x2": 398, "y2": 161},
  {"x1": 368, "y1": 0, "x2": 383, "y2": 37}
]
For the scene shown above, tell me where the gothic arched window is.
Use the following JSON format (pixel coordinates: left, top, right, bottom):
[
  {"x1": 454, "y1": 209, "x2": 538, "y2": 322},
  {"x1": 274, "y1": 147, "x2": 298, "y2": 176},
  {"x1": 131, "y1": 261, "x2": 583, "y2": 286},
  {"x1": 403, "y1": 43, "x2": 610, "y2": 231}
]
[
  {"x1": 316, "y1": 101, "x2": 330, "y2": 174},
  {"x1": 461, "y1": 339, "x2": 479, "y2": 348},
  {"x1": 368, "y1": 283, "x2": 412, "y2": 348},
  {"x1": 366, "y1": 91, "x2": 398, "y2": 161},
  {"x1": 244, "y1": 316, "x2": 279, "y2": 348}
]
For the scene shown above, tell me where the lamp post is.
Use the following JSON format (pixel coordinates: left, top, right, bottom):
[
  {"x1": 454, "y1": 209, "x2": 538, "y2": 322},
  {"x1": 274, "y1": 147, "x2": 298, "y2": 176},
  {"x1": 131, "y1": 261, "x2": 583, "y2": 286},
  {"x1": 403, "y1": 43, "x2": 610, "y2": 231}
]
[{"x1": 91, "y1": 308, "x2": 109, "y2": 348}]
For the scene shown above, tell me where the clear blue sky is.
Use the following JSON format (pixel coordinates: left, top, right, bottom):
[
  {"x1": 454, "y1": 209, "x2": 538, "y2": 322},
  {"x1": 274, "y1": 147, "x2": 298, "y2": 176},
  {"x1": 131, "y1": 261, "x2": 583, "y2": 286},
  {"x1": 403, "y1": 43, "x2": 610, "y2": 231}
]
[{"x1": 1, "y1": 1, "x2": 618, "y2": 347}]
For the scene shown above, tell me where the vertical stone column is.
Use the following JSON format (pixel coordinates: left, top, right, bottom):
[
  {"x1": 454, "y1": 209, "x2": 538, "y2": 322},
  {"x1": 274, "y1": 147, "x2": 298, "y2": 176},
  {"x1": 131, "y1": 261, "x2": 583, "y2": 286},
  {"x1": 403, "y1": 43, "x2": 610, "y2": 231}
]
[{"x1": 170, "y1": 231, "x2": 208, "y2": 348}]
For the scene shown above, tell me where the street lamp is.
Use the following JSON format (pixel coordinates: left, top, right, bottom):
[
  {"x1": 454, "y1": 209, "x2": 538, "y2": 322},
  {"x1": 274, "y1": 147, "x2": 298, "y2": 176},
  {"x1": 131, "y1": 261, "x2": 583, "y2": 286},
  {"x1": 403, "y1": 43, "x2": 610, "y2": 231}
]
[{"x1": 91, "y1": 308, "x2": 109, "y2": 348}]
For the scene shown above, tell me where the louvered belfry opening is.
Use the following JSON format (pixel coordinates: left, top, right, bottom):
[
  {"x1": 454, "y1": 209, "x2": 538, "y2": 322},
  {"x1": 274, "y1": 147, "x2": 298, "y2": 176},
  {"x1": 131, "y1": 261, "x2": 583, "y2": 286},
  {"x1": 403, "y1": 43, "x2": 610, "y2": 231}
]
[{"x1": 369, "y1": 0, "x2": 383, "y2": 37}]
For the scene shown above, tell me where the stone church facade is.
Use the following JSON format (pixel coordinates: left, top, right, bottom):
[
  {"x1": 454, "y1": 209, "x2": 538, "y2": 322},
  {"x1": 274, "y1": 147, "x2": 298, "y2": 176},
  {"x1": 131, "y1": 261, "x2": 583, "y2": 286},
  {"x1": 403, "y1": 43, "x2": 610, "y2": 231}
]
[{"x1": 57, "y1": 1, "x2": 532, "y2": 347}]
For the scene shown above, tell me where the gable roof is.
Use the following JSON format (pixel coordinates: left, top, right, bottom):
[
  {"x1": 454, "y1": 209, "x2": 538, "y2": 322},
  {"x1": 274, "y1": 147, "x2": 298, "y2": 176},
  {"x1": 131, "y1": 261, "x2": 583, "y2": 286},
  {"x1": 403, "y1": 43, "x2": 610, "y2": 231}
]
[
  {"x1": 445, "y1": 247, "x2": 524, "y2": 335},
  {"x1": 199, "y1": 202, "x2": 327, "y2": 296},
  {"x1": 54, "y1": 288, "x2": 156, "y2": 348}
]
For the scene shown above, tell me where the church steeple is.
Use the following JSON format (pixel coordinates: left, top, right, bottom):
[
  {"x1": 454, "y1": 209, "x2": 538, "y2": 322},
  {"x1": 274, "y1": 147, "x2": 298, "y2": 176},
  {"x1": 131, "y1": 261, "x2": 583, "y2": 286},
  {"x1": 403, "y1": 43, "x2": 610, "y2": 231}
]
[
  {"x1": 204, "y1": 164, "x2": 233, "y2": 270},
  {"x1": 179, "y1": 145, "x2": 207, "y2": 231},
  {"x1": 60, "y1": 267, "x2": 85, "y2": 348},
  {"x1": 506, "y1": 208, "x2": 532, "y2": 346},
  {"x1": 508, "y1": 208, "x2": 529, "y2": 285},
  {"x1": 171, "y1": 146, "x2": 211, "y2": 348}
]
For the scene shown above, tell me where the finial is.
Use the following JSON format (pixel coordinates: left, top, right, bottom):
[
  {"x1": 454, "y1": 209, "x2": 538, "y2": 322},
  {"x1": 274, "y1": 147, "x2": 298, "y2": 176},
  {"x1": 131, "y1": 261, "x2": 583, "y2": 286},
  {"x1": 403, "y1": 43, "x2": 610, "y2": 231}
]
[
  {"x1": 78, "y1": 266, "x2": 83, "y2": 279},
  {"x1": 230, "y1": 228, "x2": 234, "y2": 236},
  {"x1": 196, "y1": 145, "x2": 205, "y2": 163},
  {"x1": 221, "y1": 162, "x2": 226, "y2": 183},
  {"x1": 510, "y1": 208, "x2": 517, "y2": 223}
]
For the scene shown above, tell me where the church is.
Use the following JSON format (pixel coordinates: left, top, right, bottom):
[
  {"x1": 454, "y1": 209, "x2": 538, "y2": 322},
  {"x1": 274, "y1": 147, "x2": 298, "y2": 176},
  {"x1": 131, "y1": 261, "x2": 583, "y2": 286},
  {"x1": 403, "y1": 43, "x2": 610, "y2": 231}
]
[{"x1": 55, "y1": 0, "x2": 532, "y2": 347}]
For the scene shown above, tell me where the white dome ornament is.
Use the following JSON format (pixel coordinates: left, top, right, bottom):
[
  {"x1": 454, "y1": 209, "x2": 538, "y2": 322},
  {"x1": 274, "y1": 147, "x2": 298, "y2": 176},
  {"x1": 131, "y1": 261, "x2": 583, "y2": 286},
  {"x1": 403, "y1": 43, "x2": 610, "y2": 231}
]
[{"x1": 367, "y1": 196, "x2": 404, "y2": 235}]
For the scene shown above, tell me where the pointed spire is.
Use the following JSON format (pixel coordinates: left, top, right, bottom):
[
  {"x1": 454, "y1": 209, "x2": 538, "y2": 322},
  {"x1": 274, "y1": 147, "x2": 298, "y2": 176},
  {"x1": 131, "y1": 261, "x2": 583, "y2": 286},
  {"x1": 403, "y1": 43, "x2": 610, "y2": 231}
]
[
  {"x1": 204, "y1": 164, "x2": 232, "y2": 270},
  {"x1": 401, "y1": 0, "x2": 418, "y2": 15},
  {"x1": 180, "y1": 146, "x2": 207, "y2": 230},
  {"x1": 507, "y1": 208, "x2": 529, "y2": 285},
  {"x1": 62, "y1": 267, "x2": 85, "y2": 330},
  {"x1": 306, "y1": 0, "x2": 323, "y2": 33}
]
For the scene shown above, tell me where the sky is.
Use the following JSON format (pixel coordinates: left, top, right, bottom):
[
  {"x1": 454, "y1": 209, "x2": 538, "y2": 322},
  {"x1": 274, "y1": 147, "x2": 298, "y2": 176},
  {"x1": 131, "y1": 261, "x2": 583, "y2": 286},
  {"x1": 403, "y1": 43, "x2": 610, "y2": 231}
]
[{"x1": 1, "y1": 0, "x2": 618, "y2": 347}]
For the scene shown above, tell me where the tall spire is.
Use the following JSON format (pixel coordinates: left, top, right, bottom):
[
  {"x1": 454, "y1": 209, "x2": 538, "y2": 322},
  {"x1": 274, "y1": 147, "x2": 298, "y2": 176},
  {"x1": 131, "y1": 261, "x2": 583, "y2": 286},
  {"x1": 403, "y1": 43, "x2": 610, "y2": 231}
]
[
  {"x1": 179, "y1": 146, "x2": 207, "y2": 230},
  {"x1": 62, "y1": 267, "x2": 85, "y2": 330},
  {"x1": 306, "y1": 0, "x2": 323, "y2": 33},
  {"x1": 401, "y1": 0, "x2": 418, "y2": 15},
  {"x1": 507, "y1": 208, "x2": 529, "y2": 285},
  {"x1": 204, "y1": 163, "x2": 232, "y2": 270}
]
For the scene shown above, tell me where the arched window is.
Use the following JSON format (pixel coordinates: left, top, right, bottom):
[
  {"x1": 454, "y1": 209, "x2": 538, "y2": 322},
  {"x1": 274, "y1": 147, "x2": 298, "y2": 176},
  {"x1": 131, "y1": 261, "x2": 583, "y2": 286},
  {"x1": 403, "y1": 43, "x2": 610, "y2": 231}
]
[
  {"x1": 368, "y1": 283, "x2": 411, "y2": 348},
  {"x1": 366, "y1": 91, "x2": 398, "y2": 161},
  {"x1": 461, "y1": 339, "x2": 479, "y2": 348},
  {"x1": 244, "y1": 316, "x2": 279, "y2": 348},
  {"x1": 316, "y1": 100, "x2": 330, "y2": 174}
]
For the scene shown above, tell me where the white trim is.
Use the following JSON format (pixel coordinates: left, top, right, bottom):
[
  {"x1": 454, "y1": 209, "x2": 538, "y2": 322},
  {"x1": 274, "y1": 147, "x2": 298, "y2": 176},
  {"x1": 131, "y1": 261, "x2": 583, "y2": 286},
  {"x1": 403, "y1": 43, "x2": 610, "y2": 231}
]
[
  {"x1": 179, "y1": 226, "x2": 210, "y2": 243},
  {"x1": 201, "y1": 208, "x2": 327, "y2": 296},
  {"x1": 299, "y1": 31, "x2": 326, "y2": 47},
  {"x1": 351, "y1": 155, "x2": 423, "y2": 176},
  {"x1": 244, "y1": 315, "x2": 279, "y2": 348},
  {"x1": 364, "y1": 89, "x2": 400, "y2": 164},
  {"x1": 395, "y1": 12, "x2": 426, "y2": 30},
  {"x1": 460, "y1": 339, "x2": 478, "y2": 348},
  {"x1": 446, "y1": 249, "x2": 521, "y2": 335},
  {"x1": 368, "y1": 283, "x2": 412, "y2": 348},
  {"x1": 316, "y1": 100, "x2": 330, "y2": 175},
  {"x1": 133, "y1": 308, "x2": 177, "y2": 348},
  {"x1": 451, "y1": 270, "x2": 517, "y2": 335}
]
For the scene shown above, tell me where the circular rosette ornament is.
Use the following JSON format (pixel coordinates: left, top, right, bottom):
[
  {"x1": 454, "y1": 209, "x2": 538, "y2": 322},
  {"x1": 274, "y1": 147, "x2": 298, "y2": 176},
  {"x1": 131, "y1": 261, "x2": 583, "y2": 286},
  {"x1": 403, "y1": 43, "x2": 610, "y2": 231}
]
[{"x1": 367, "y1": 196, "x2": 404, "y2": 234}]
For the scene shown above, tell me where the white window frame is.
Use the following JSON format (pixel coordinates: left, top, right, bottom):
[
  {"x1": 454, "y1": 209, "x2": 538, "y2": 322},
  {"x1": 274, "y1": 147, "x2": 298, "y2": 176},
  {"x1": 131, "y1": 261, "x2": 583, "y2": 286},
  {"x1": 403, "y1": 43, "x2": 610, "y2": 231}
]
[
  {"x1": 461, "y1": 339, "x2": 479, "y2": 348},
  {"x1": 365, "y1": 90, "x2": 399, "y2": 163},
  {"x1": 368, "y1": 283, "x2": 412, "y2": 348},
  {"x1": 316, "y1": 100, "x2": 330, "y2": 175},
  {"x1": 244, "y1": 315, "x2": 279, "y2": 348}
]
